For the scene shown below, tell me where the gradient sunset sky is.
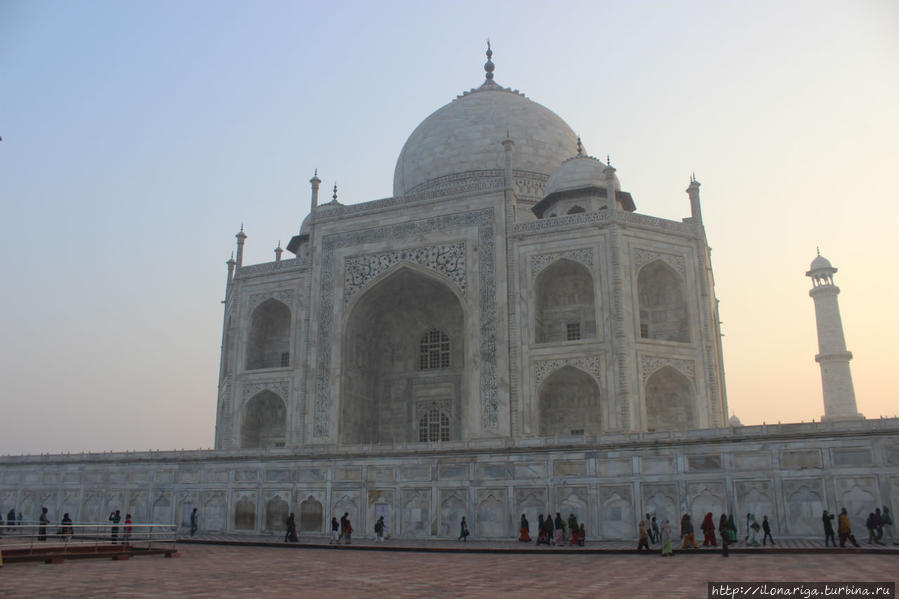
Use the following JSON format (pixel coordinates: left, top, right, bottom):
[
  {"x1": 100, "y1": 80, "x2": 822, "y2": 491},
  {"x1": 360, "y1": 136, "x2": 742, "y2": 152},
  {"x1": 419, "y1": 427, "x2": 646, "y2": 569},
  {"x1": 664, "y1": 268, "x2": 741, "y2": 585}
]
[{"x1": 1, "y1": 0, "x2": 897, "y2": 454}]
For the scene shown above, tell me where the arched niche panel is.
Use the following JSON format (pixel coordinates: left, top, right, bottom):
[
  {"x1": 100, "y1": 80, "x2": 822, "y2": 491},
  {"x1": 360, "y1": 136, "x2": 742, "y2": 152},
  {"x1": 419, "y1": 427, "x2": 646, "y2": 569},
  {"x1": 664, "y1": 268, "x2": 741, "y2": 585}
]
[
  {"x1": 644, "y1": 366, "x2": 693, "y2": 432},
  {"x1": 534, "y1": 259, "x2": 596, "y2": 344},
  {"x1": 637, "y1": 260, "x2": 689, "y2": 343},
  {"x1": 246, "y1": 298, "x2": 291, "y2": 370},
  {"x1": 538, "y1": 366, "x2": 602, "y2": 436},
  {"x1": 241, "y1": 390, "x2": 287, "y2": 449},
  {"x1": 341, "y1": 267, "x2": 464, "y2": 445}
]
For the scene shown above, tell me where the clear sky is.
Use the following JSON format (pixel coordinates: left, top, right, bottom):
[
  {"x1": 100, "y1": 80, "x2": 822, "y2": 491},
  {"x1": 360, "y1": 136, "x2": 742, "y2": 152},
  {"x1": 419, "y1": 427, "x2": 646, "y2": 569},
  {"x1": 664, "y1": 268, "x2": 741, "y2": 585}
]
[{"x1": 1, "y1": 0, "x2": 897, "y2": 454}]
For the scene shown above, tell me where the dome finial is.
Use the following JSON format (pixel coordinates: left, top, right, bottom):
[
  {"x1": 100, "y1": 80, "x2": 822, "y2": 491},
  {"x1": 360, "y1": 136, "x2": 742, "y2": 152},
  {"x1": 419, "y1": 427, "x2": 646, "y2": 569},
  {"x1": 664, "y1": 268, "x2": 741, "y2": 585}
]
[
  {"x1": 576, "y1": 136, "x2": 584, "y2": 156},
  {"x1": 817, "y1": 246, "x2": 821, "y2": 256},
  {"x1": 332, "y1": 183, "x2": 338, "y2": 202},
  {"x1": 484, "y1": 39, "x2": 495, "y2": 80},
  {"x1": 606, "y1": 154, "x2": 611, "y2": 166}
]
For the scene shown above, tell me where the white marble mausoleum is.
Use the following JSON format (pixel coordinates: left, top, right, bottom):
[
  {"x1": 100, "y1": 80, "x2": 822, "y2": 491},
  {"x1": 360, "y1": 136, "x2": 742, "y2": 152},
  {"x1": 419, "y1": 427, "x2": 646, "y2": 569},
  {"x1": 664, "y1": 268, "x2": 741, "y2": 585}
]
[{"x1": 2, "y1": 48, "x2": 896, "y2": 540}]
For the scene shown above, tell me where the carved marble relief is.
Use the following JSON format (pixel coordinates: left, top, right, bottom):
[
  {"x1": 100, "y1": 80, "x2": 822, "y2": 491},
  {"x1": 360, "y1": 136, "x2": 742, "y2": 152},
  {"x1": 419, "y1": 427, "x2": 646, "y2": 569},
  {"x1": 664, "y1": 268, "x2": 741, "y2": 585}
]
[
  {"x1": 476, "y1": 489, "x2": 507, "y2": 538},
  {"x1": 242, "y1": 380, "x2": 290, "y2": 402},
  {"x1": 534, "y1": 355, "x2": 602, "y2": 388},
  {"x1": 530, "y1": 247, "x2": 594, "y2": 281},
  {"x1": 600, "y1": 485, "x2": 634, "y2": 539},
  {"x1": 344, "y1": 241, "x2": 466, "y2": 304},
  {"x1": 687, "y1": 482, "x2": 725, "y2": 527},
  {"x1": 632, "y1": 248, "x2": 687, "y2": 279},
  {"x1": 639, "y1": 355, "x2": 695, "y2": 386},
  {"x1": 401, "y1": 488, "x2": 431, "y2": 538},
  {"x1": 248, "y1": 289, "x2": 295, "y2": 312},
  {"x1": 438, "y1": 489, "x2": 467, "y2": 538},
  {"x1": 783, "y1": 479, "x2": 824, "y2": 536}
]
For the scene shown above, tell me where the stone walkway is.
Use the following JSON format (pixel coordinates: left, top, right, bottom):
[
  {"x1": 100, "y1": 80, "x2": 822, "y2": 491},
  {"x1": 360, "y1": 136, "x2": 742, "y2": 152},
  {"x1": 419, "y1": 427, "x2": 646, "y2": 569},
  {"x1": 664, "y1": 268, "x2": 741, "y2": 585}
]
[{"x1": 1, "y1": 542, "x2": 896, "y2": 599}]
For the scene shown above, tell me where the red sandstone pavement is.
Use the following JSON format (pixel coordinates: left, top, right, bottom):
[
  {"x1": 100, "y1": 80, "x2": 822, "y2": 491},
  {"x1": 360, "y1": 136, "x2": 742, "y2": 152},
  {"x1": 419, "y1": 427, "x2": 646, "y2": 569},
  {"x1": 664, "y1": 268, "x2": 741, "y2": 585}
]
[{"x1": 1, "y1": 543, "x2": 896, "y2": 599}]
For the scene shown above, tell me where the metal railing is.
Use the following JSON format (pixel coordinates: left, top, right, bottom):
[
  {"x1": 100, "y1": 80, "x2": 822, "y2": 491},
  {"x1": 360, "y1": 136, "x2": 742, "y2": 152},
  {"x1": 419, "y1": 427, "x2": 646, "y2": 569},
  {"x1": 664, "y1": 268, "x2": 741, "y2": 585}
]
[{"x1": 1, "y1": 521, "x2": 177, "y2": 558}]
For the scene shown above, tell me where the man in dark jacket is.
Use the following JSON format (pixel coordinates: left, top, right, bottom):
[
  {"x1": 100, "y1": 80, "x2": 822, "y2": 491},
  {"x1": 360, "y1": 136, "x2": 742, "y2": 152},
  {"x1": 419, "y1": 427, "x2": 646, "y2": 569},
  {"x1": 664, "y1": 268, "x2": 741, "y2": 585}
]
[{"x1": 762, "y1": 515, "x2": 774, "y2": 545}]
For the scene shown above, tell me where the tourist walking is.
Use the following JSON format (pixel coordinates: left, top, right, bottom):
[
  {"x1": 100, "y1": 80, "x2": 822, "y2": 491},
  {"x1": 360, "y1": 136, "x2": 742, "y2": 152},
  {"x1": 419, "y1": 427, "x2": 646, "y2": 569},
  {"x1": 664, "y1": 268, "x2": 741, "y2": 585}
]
[
  {"x1": 727, "y1": 514, "x2": 737, "y2": 543},
  {"x1": 637, "y1": 519, "x2": 650, "y2": 551},
  {"x1": 536, "y1": 514, "x2": 547, "y2": 544},
  {"x1": 109, "y1": 510, "x2": 121, "y2": 543},
  {"x1": 190, "y1": 507, "x2": 199, "y2": 537},
  {"x1": 577, "y1": 522, "x2": 586, "y2": 546},
  {"x1": 543, "y1": 513, "x2": 554, "y2": 543},
  {"x1": 866, "y1": 512, "x2": 877, "y2": 544},
  {"x1": 38, "y1": 507, "x2": 49, "y2": 541},
  {"x1": 6, "y1": 507, "x2": 14, "y2": 532},
  {"x1": 701, "y1": 512, "x2": 717, "y2": 546},
  {"x1": 882, "y1": 507, "x2": 896, "y2": 545},
  {"x1": 375, "y1": 516, "x2": 385, "y2": 542},
  {"x1": 651, "y1": 516, "x2": 659, "y2": 546},
  {"x1": 519, "y1": 514, "x2": 530, "y2": 542},
  {"x1": 567, "y1": 514, "x2": 578, "y2": 543},
  {"x1": 645, "y1": 513, "x2": 654, "y2": 543},
  {"x1": 762, "y1": 515, "x2": 774, "y2": 545},
  {"x1": 61, "y1": 513, "x2": 73, "y2": 542},
  {"x1": 285, "y1": 512, "x2": 298, "y2": 543},
  {"x1": 344, "y1": 515, "x2": 353, "y2": 544},
  {"x1": 873, "y1": 508, "x2": 885, "y2": 544},
  {"x1": 680, "y1": 514, "x2": 698, "y2": 549},
  {"x1": 822, "y1": 510, "x2": 837, "y2": 547},
  {"x1": 338, "y1": 512, "x2": 349, "y2": 544},
  {"x1": 123, "y1": 514, "x2": 132, "y2": 544},
  {"x1": 746, "y1": 513, "x2": 760, "y2": 546},
  {"x1": 330, "y1": 516, "x2": 340, "y2": 544},
  {"x1": 838, "y1": 508, "x2": 860, "y2": 547},
  {"x1": 458, "y1": 516, "x2": 469, "y2": 541},
  {"x1": 719, "y1": 514, "x2": 729, "y2": 545},
  {"x1": 553, "y1": 513, "x2": 564, "y2": 546},
  {"x1": 659, "y1": 519, "x2": 673, "y2": 557}
]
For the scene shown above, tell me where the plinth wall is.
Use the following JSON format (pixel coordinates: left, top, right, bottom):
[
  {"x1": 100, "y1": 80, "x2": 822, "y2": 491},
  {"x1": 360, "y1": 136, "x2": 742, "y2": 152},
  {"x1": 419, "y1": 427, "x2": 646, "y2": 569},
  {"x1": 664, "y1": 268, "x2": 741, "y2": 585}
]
[{"x1": 2, "y1": 419, "x2": 897, "y2": 540}]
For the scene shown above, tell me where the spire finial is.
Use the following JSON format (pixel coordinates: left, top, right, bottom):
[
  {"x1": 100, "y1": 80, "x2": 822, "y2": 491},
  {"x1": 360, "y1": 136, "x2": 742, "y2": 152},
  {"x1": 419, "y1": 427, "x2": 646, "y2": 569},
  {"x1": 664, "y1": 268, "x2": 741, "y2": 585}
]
[
  {"x1": 576, "y1": 136, "x2": 584, "y2": 156},
  {"x1": 332, "y1": 183, "x2": 338, "y2": 202},
  {"x1": 314, "y1": 168, "x2": 318, "y2": 176},
  {"x1": 606, "y1": 154, "x2": 611, "y2": 166},
  {"x1": 817, "y1": 246, "x2": 821, "y2": 256},
  {"x1": 484, "y1": 39, "x2": 495, "y2": 80}
]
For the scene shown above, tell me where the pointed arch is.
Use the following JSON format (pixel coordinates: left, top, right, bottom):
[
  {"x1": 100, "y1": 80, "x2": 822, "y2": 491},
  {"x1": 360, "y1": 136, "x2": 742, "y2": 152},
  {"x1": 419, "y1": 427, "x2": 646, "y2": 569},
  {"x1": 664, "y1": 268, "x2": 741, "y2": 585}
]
[
  {"x1": 644, "y1": 366, "x2": 693, "y2": 431},
  {"x1": 567, "y1": 205, "x2": 585, "y2": 214},
  {"x1": 341, "y1": 266, "x2": 464, "y2": 444},
  {"x1": 637, "y1": 260, "x2": 689, "y2": 343},
  {"x1": 534, "y1": 258, "x2": 596, "y2": 343},
  {"x1": 538, "y1": 365, "x2": 602, "y2": 436},
  {"x1": 246, "y1": 298, "x2": 291, "y2": 369},
  {"x1": 241, "y1": 390, "x2": 286, "y2": 449}
]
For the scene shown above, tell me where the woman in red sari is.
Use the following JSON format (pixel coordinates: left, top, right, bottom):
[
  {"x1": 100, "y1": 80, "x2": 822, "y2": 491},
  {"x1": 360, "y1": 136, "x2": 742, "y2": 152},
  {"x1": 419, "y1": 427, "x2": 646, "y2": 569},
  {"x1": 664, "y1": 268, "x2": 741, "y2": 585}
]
[
  {"x1": 518, "y1": 514, "x2": 531, "y2": 542},
  {"x1": 701, "y1": 512, "x2": 717, "y2": 546}
]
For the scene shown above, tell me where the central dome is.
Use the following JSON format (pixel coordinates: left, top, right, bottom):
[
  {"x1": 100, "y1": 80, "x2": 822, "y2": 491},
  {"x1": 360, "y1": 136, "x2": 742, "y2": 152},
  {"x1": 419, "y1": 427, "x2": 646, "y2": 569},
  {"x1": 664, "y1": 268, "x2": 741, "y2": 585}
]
[{"x1": 393, "y1": 80, "x2": 579, "y2": 198}]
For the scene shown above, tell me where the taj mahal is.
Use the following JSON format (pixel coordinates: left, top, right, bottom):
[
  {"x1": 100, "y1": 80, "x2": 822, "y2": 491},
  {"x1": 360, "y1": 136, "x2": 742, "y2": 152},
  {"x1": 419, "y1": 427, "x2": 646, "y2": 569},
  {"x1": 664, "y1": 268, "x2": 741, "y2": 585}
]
[{"x1": 1, "y1": 48, "x2": 896, "y2": 541}]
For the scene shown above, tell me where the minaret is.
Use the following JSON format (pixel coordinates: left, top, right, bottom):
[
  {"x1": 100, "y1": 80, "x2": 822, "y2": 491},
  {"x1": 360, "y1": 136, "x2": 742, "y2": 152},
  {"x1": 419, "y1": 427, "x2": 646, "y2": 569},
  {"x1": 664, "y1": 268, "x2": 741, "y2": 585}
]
[
  {"x1": 225, "y1": 252, "x2": 236, "y2": 290},
  {"x1": 310, "y1": 169, "x2": 321, "y2": 212},
  {"x1": 274, "y1": 241, "x2": 283, "y2": 263},
  {"x1": 806, "y1": 250, "x2": 863, "y2": 421},
  {"x1": 603, "y1": 155, "x2": 618, "y2": 211},
  {"x1": 235, "y1": 225, "x2": 247, "y2": 268},
  {"x1": 687, "y1": 173, "x2": 703, "y2": 223}
]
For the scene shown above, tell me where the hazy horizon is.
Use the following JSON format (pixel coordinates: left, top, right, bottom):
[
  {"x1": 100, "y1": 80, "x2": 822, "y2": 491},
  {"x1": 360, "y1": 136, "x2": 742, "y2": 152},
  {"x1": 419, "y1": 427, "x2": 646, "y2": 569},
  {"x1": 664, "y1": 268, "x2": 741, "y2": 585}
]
[{"x1": 2, "y1": 0, "x2": 897, "y2": 454}]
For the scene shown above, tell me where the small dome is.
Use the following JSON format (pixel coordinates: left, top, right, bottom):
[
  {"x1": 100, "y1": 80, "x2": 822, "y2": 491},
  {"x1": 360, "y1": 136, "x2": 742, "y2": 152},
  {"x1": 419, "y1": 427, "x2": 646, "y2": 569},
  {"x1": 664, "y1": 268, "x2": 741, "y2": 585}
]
[
  {"x1": 543, "y1": 154, "x2": 608, "y2": 197},
  {"x1": 393, "y1": 82, "x2": 578, "y2": 197},
  {"x1": 810, "y1": 254, "x2": 833, "y2": 271}
]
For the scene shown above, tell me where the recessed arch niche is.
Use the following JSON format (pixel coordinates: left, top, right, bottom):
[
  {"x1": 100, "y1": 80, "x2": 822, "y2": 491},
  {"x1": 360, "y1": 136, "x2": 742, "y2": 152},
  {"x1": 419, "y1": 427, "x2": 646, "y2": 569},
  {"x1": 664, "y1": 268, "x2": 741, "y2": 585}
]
[
  {"x1": 644, "y1": 366, "x2": 693, "y2": 431},
  {"x1": 538, "y1": 366, "x2": 602, "y2": 436},
  {"x1": 241, "y1": 390, "x2": 286, "y2": 449},
  {"x1": 341, "y1": 267, "x2": 464, "y2": 445},
  {"x1": 637, "y1": 260, "x2": 689, "y2": 343},
  {"x1": 534, "y1": 259, "x2": 596, "y2": 343},
  {"x1": 246, "y1": 298, "x2": 291, "y2": 369}
]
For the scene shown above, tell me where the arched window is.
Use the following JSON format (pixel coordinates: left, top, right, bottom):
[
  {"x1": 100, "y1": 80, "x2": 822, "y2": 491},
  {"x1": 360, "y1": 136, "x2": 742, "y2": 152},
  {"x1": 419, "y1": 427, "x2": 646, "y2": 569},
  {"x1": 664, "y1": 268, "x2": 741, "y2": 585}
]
[
  {"x1": 637, "y1": 260, "x2": 690, "y2": 343},
  {"x1": 419, "y1": 407, "x2": 450, "y2": 442},
  {"x1": 419, "y1": 329, "x2": 450, "y2": 370},
  {"x1": 538, "y1": 366, "x2": 602, "y2": 436},
  {"x1": 567, "y1": 205, "x2": 585, "y2": 214}
]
